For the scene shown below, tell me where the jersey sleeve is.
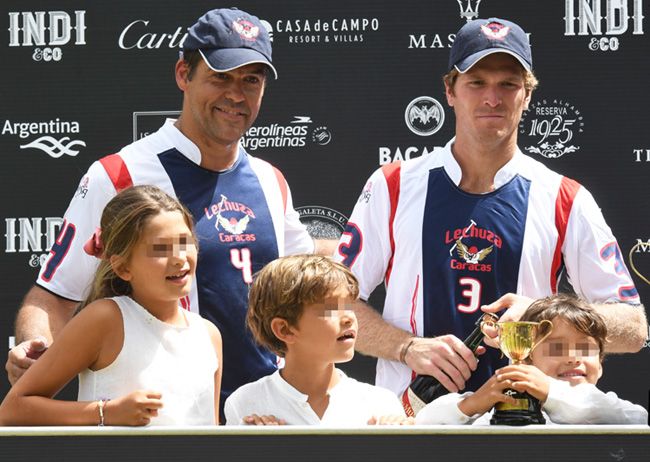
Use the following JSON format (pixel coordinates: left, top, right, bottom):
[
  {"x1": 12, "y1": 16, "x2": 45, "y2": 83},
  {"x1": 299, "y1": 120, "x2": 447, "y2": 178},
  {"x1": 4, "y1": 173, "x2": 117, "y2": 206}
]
[
  {"x1": 36, "y1": 161, "x2": 117, "y2": 301},
  {"x1": 333, "y1": 167, "x2": 395, "y2": 300},
  {"x1": 282, "y1": 182, "x2": 314, "y2": 255},
  {"x1": 562, "y1": 187, "x2": 640, "y2": 304}
]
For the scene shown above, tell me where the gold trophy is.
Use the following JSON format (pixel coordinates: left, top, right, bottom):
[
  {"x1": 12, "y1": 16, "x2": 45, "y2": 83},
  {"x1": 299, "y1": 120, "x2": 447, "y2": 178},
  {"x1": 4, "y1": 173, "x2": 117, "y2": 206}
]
[{"x1": 481, "y1": 319, "x2": 553, "y2": 425}]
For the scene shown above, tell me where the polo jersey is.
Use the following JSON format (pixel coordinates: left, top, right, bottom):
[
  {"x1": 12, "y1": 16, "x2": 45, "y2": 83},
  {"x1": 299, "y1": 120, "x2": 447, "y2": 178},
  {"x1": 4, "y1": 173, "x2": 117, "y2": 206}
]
[
  {"x1": 38, "y1": 119, "x2": 314, "y2": 412},
  {"x1": 335, "y1": 138, "x2": 639, "y2": 397}
]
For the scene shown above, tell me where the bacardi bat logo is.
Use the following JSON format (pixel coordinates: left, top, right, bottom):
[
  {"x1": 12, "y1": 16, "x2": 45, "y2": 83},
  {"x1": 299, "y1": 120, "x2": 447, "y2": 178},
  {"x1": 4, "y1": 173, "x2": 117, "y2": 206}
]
[
  {"x1": 404, "y1": 96, "x2": 445, "y2": 136},
  {"x1": 409, "y1": 104, "x2": 441, "y2": 125}
]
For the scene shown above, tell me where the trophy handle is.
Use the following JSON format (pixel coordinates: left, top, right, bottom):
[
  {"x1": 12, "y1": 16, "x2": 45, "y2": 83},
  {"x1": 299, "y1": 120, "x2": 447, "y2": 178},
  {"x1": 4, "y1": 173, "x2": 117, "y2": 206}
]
[
  {"x1": 530, "y1": 319, "x2": 553, "y2": 353},
  {"x1": 479, "y1": 313, "x2": 499, "y2": 337}
]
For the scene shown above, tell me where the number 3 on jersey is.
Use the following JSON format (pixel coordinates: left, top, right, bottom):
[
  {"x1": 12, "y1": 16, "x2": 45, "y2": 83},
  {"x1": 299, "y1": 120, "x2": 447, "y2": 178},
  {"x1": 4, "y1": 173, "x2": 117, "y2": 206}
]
[
  {"x1": 457, "y1": 277, "x2": 481, "y2": 313},
  {"x1": 230, "y1": 248, "x2": 253, "y2": 284}
]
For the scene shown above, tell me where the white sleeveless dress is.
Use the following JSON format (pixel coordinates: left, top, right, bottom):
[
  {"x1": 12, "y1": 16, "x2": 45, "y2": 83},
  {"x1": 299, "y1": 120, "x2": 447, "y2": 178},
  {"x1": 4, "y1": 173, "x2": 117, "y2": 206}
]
[{"x1": 78, "y1": 296, "x2": 217, "y2": 425}]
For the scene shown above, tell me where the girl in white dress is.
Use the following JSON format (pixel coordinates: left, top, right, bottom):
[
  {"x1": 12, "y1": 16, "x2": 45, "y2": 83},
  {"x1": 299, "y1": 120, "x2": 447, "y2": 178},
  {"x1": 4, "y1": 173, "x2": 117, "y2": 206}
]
[{"x1": 0, "y1": 185, "x2": 222, "y2": 426}]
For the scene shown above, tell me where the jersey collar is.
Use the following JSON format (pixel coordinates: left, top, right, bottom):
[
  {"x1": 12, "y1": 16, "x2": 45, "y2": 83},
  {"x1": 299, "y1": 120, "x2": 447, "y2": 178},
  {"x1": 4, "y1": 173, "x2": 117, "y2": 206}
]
[
  {"x1": 162, "y1": 118, "x2": 243, "y2": 172},
  {"x1": 442, "y1": 137, "x2": 524, "y2": 191}
]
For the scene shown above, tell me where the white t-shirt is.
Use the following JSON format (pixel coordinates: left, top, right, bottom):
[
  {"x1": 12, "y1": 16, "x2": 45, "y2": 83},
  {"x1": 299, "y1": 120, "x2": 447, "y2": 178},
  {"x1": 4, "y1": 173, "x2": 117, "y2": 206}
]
[
  {"x1": 224, "y1": 369, "x2": 406, "y2": 426},
  {"x1": 415, "y1": 378, "x2": 648, "y2": 425},
  {"x1": 78, "y1": 296, "x2": 218, "y2": 426}
]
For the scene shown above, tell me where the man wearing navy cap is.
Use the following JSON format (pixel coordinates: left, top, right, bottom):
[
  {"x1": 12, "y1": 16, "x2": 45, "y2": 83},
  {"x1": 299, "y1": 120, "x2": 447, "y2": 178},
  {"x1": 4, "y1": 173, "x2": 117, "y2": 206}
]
[
  {"x1": 8, "y1": 8, "x2": 336, "y2": 421},
  {"x1": 335, "y1": 18, "x2": 646, "y2": 414}
]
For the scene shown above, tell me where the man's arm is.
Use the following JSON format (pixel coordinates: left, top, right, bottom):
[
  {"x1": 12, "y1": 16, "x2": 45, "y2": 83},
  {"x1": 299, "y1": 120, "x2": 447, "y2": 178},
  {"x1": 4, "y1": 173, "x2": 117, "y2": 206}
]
[
  {"x1": 590, "y1": 302, "x2": 647, "y2": 353},
  {"x1": 481, "y1": 294, "x2": 648, "y2": 352},
  {"x1": 313, "y1": 238, "x2": 339, "y2": 257},
  {"x1": 353, "y1": 301, "x2": 479, "y2": 393},
  {"x1": 6, "y1": 285, "x2": 79, "y2": 384}
]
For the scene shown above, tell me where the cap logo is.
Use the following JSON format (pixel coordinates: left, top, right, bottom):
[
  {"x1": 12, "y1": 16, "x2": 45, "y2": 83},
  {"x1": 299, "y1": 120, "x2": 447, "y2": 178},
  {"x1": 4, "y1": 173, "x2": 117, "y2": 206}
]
[
  {"x1": 480, "y1": 22, "x2": 510, "y2": 40},
  {"x1": 232, "y1": 18, "x2": 260, "y2": 41}
]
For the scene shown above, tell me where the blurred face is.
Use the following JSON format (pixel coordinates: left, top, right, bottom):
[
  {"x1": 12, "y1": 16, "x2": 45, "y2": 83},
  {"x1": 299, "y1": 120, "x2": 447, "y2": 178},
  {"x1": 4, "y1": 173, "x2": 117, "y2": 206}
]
[
  {"x1": 290, "y1": 285, "x2": 358, "y2": 364},
  {"x1": 117, "y1": 210, "x2": 197, "y2": 308},
  {"x1": 529, "y1": 318, "x2": 603, "y2": 386},
  {"x1": 446, "y1": 53, "x2": 531, "y2": 146},
  {"x1": 177, "y1": 59, "x2": 267, "y2": 148}
]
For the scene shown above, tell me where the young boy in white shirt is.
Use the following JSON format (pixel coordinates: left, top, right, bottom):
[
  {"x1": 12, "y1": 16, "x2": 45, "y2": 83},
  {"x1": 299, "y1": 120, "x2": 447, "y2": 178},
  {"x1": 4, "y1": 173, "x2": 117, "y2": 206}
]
[
  {"x1": 417, "y1": 294, "x2": 647, "y2": 425},
  {"x1": 224, "y1": 255, "x2": 408, "y2": 426}
]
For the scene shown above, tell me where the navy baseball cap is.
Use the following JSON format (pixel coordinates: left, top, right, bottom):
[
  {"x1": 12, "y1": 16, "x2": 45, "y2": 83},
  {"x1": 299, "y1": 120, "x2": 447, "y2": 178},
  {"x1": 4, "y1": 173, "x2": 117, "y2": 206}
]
[
  {"x1": 183, "y1": 8, "x2": 277, "y2": 79},
  {"x1": 449, "y1": 18, "x2": 532, "y2": 73}
]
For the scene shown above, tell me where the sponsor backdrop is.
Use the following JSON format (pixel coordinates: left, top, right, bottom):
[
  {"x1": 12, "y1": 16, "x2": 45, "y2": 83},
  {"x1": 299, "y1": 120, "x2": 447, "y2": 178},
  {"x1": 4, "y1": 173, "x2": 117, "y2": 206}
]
[{"x1": 1, "y1": 0, "x2": 648, "y2": 411}]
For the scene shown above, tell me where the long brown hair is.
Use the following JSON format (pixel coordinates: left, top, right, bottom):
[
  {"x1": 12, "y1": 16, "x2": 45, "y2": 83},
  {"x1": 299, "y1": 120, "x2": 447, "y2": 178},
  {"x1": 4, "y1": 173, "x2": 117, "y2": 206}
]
[{"x1": 80, "y1": 185, "x2": 195, "y2": 309}]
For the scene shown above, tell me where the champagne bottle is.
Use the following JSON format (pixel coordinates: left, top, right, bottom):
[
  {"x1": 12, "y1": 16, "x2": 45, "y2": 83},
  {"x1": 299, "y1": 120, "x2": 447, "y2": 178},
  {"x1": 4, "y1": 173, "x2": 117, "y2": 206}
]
[{"x1": 401, "y1": 313, "x2": 498, "y2": 417}]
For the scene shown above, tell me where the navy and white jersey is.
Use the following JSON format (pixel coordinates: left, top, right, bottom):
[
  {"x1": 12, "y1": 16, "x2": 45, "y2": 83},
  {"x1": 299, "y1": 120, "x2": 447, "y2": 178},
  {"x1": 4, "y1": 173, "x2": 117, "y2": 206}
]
[
  {"x1": 38, "y1": 119, "x2": 314, "y2": 410},
  {"x1": 335, "y1": 138, "x2": 639, "y2": 398}
]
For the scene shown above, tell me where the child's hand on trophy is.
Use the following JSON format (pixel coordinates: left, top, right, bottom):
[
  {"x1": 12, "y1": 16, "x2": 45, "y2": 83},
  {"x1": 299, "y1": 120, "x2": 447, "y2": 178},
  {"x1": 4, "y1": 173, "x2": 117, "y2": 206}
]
[
  {"x1": 458, "y1": 374, "x2": 518, "y2": 417},
  {"x1": 496, "y1": 364, "x2": 551, "y2": 403}
]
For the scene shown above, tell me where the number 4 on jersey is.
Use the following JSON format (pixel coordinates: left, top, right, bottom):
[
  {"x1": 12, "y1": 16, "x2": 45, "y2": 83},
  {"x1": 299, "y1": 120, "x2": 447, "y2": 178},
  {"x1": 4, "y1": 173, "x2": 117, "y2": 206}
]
[
  {"x1": 230, "y1": 248, "x2": 253, "y2": 284},
  {"x1": 41, "y1": 220, "x2": 76, "y2": 282}
]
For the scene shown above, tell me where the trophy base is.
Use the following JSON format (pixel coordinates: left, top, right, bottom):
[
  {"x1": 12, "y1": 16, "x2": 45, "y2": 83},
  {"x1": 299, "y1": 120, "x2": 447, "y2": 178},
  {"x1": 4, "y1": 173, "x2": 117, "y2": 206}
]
[{"x1": 490, "y1": 390, "x2": 546, "y2": 426}]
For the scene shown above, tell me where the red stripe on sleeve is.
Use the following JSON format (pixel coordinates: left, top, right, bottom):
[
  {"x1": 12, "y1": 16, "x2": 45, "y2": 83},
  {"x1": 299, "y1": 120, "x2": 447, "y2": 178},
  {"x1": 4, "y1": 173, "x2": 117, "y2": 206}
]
[
  {"x1": 99, "y1": 154, "x2": 133, "y2": 193},
  {"x1": 382, "y1": 161, "x2": 401, "y2": 284},
  {"x1": 550, "y1": 176, "x2": 581, "y2": 292}
]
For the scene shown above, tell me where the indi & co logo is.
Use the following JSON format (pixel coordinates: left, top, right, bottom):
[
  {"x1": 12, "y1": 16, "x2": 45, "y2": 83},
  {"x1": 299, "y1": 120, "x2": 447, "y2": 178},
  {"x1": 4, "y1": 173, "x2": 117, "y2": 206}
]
[{"x1": 8, "y1": 11, "x2": 86, "y2": 61}]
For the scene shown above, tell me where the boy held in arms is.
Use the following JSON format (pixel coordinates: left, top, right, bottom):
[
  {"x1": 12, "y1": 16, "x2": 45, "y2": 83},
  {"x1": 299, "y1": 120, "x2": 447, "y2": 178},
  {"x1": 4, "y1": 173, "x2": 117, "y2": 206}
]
[
  {"x1": 417, "y1": 294, "x2": 647, "y2": 425},
  {"x1": 225, "y1": 255, "x2": 408, "y2": 425}
]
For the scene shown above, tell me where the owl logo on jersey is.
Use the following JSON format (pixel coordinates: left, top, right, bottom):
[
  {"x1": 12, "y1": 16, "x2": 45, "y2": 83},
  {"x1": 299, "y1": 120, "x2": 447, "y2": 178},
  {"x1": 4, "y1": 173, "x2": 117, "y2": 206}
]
[
  {"x1": 217, "y1": 214, "x2": 250, "y2": 235},
  {"x1": 455, "y1": 239, "x2": 493, "y2": 264},
  {"x1": 207, "y1": 194, "x2": 256, "y2": 241}
]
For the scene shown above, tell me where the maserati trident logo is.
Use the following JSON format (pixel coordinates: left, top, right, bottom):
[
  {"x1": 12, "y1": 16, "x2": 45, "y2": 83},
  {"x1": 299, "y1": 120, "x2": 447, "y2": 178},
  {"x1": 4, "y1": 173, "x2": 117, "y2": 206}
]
[
  {"x1": 457, "y1": 0, "x2": 482, "y2": 22},
  {"x1": 405, "y1": 97, "x2": 445, "y2": 136}
]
